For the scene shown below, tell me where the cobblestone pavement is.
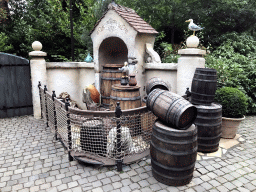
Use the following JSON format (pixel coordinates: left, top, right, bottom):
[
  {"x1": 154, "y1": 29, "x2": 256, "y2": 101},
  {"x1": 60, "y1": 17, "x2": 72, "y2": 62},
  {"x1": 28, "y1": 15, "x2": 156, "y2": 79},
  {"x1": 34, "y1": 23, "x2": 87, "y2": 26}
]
[{"x1": 0, "y1": 115, "x2": 256, "y2": 192}]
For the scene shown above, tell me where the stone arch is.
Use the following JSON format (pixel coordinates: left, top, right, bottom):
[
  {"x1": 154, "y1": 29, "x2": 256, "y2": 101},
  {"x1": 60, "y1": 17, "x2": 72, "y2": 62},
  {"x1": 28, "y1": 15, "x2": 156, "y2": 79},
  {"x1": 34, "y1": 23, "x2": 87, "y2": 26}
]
[{"x1": 98, "y1": 37, "x2": 128, "y2": 71}]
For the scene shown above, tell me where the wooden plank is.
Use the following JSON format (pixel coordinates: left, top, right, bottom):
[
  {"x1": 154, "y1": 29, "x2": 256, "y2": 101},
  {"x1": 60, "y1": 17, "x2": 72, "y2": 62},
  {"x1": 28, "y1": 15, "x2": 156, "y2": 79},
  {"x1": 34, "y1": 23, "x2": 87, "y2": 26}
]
[
  {"x1": 16, "y1": 65, "x2": 27, "y2": 116},
  {"x1": 0, "y1": 63, "x2": 7, "y2": 118},
  {"x1": 12, "y1": 56, "x2": 20, "y2": 116}
]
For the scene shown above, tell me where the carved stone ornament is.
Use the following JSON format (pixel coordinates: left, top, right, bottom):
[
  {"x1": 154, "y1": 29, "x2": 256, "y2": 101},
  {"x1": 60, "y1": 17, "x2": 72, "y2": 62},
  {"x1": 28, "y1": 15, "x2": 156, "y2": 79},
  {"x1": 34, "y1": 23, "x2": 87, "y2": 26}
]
[{"x1": 97, "y1": 18, "x2": 128, "y2": 34}]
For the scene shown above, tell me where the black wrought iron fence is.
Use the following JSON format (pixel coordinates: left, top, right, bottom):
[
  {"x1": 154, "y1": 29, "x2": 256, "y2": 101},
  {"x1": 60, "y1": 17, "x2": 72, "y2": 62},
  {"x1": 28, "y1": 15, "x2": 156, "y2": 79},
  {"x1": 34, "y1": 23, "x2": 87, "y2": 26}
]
[{"x1": 38, "y1": 82, "x2": 156, "y2": 170}]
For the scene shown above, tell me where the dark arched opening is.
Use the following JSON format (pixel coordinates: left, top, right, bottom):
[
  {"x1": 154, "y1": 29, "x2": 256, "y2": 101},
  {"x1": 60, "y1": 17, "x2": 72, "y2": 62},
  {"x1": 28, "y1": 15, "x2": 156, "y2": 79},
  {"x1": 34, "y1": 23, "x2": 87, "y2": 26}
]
[{"x1": 99, "y1": 37, "x2": 128, "y2": 71}]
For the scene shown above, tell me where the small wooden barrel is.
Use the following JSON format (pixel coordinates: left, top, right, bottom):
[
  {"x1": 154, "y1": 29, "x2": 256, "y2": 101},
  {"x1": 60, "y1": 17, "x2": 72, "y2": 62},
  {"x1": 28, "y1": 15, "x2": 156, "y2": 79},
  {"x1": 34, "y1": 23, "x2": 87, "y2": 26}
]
[
  {"x1": 147, "y1": 89, "x2": 197, "y2": 129},
  {"x1": 191, "y1": 68, "x2": 217, "y2": 105},
  {"x1": 110, "y1": 84, "x2": 141, "y2": 110},
  {"x1": 146, "y1": 77, "x2": 170, "y2": 95},
  {"x1": 80, "y1": 119, "x2": 106, "y2": 156},
  {"x1": 101, "y1": 64, "x2": 123, "y2": 108},
  {"x1": 194, "y1": 103, "x2": 222, "y2": 153},
  {"x1": 151, "y1": 121, "x2": 197, "y2": 186}
]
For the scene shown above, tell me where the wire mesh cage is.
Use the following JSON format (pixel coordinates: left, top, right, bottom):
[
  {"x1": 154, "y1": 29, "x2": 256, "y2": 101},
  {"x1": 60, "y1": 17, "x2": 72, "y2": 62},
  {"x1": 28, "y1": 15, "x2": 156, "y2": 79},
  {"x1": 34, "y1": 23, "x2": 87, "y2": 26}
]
[{"x1": 38, "y1": 84, "x2": 157, "y2": 166}]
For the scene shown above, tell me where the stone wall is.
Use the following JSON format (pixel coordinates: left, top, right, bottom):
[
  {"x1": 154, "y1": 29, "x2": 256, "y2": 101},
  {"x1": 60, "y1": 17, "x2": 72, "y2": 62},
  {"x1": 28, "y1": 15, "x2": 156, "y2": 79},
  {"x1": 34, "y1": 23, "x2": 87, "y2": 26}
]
[{"x1": 46, "y1": 62, "x2": 94, "y2": 110}]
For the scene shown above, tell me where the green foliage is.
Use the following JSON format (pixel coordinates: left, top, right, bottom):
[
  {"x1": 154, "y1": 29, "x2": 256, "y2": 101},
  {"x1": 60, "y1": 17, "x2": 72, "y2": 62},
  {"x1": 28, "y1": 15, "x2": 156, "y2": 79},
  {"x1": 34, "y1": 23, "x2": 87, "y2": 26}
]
[
  {"x1": 0, "y1": 32, "x2": 13, "y2": 52},
  {"x1": 159, "y1": 42, "x2": 180, "y2": 63},
  {"x1": 206, "y1": 32, "x2": 256, "y2": 114},
  {"x1": 215, "y1": 87, "x2": 248, "y2": 118}
]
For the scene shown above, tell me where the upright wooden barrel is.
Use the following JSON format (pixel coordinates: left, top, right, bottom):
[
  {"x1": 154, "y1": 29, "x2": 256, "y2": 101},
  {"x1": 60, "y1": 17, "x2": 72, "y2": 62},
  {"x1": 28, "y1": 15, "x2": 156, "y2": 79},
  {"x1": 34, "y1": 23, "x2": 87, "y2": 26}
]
[
  {"x1": 191, "y1": 68, "x2": 217, "y2": 105},
  {"x1": 146, "y1": 77, "x2": 170, "y2": 95},
  {"x1": 147, "y1": 89, "x2": 197, "y2": 129},
  {"x1": 194, "y1": 103, "x2": 222, "y2": 153},
  {"x1": 151, "y1": 121, "x2": 197, "y2": 186},
  {"x1": 110, "y1": 84, "x2": 141, "y2": 110},
  {"x1": 101, "y1": 64, "x2": 123, "y2": 108}
]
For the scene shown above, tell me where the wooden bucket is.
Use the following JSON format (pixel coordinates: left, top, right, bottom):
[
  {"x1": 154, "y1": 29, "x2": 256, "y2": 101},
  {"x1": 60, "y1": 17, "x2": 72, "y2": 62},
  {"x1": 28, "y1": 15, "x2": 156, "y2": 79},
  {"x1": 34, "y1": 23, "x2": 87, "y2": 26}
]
[
  {"x1": 146, "y1": 77, "x2": 170, "y2": 95},
  {"x1": 110, "y1": 84, "x2": 141, "y2": 110},
  {"x1": 101, "y1": 64, "x2": 123, "y2": 108},
  {"x1": 191, "y1": 68, "x2": 217, "y2": 105},
  {"x1": 151, "y1": 121, "x2": 197, "y2": 186},
  {"x1": 194, "y1": 103, "x2": 222, "y2": 153},
  {"x1": 147, "y1": 89, "x2": 197, "y2": 129}
]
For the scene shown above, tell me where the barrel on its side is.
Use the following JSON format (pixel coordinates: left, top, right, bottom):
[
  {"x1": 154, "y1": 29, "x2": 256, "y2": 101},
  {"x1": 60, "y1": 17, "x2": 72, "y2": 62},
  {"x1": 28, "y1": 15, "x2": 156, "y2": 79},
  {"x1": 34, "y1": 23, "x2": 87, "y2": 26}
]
[
  {"x1": 80, "y1": 119, "x2": 107, "y2": 156},
  {"x1": 110, "y1": 84, "x2": 141, "y2": 110},
  {"x1": 151, "y1": 121, "x2": 197, "y2": 186},
  {"x1": 101, "y1": 64, "x2": 123, "y2": 108},
  {"x1": 146, "y1": 77, "x2": 170, "y2": 95},
  {"x1": 191, "y1": 68, "x2": 217, "y2": 105},
  {"x1": 147, "y1": 89, "x2": 197, "y2": 129},
  {"x1": 194, "y1": 103, "x2": 222, "y2": 153}
]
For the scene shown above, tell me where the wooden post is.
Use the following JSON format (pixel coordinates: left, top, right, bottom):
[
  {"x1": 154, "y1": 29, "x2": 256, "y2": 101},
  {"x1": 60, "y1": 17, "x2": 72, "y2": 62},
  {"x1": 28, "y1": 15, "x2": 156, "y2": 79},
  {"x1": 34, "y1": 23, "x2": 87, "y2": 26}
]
[
  {"x1": 65, "y1": 98, "x2": 73, "y2": 161},
  {"x1": 115, "y1": 102, "x2": 122, "y2": 171},
  {"x1": 38, "y1": 81, "x2": 43, "y2": 119},
  {"x1": 44, "y1": 85, "x2": 49, "y2": 127},
  {"x1": 52, "y1": 90, "x2": 58, "y2": 140}
]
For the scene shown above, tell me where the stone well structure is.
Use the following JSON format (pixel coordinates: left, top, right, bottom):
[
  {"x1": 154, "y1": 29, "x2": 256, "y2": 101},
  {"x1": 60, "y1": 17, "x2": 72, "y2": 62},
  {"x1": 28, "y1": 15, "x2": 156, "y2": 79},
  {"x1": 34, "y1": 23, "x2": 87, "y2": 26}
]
[
  {"x1": 29, "y1": 2, "x2": 206, "y2": 117},
  {"x1": 90, "y1": 2, "x2": 161, "y2": 96}
]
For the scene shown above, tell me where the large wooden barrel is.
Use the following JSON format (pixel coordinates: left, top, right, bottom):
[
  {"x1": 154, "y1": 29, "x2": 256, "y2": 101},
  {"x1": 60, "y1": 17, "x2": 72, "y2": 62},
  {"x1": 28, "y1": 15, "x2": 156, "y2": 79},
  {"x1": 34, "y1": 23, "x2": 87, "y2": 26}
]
[
  {"x1": 110, "y1": 84, "x2": 141, "y2": 110},
  {"x1": 101, "y1": 64, "x2": 123, "y2": 108},
  {"x1": 147, "y1": 89, "x2": 197, "y2": 129},
  {"x1": 146, "y1": 77, "x2": 170, "y2": 95},
  {"x1": 194, "y1": 103, "x2": 222, "y2": 153},
  {"x1": 151, "y1": 121, "x2": 197, "y2": 186},
  {"x1": 191, "y1": 68, "x2": 217, "y2": 105},
  {"x1": 80, "y1": 119, "x2": 107, "y2": 156}
]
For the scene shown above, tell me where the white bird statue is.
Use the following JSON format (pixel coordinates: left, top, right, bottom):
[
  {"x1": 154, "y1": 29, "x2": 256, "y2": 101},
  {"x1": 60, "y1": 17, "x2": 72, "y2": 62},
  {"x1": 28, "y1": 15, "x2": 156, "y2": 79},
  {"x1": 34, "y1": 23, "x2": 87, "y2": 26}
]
[{"x1": 186, "y1": 19, "x2": 204, "y2": 36}]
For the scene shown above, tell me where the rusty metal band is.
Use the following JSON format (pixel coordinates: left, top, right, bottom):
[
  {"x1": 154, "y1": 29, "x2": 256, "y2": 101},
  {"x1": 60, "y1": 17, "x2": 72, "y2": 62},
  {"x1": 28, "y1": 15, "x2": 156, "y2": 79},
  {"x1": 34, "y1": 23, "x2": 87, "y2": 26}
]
[
  {"x1": 101, "y1": 77, "x2": 122, "y2": 81},
  {"x1": 110, "y1": 96, "x2": 141, "y2": 101},
  {"x1": 111, "y1": 88, "x2": 140, "y2": 92}
]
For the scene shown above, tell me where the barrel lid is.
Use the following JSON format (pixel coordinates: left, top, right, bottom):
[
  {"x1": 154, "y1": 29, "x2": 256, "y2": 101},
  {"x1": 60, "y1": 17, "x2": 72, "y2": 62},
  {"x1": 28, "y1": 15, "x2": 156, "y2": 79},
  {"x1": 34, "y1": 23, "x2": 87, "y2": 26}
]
[
  {"x1": 112, "y1": 84, "x2": 140, "y2": 90},
  {"x1": 155, "y1": 120, "x2": 197, "y2": 135},
  {"x1": 83, "y1": 119, "x2": 103, "y2": 127},
  {"x1": 103, "y1": 64, "x2": 124, "y2": 68}
]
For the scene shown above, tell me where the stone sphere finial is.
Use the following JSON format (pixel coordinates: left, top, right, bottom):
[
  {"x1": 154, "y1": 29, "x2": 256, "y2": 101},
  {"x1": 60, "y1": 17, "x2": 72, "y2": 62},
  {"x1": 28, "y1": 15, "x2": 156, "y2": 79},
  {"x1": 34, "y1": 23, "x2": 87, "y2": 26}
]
[
  {"x1": 32, "y1": 41, "x2": 42, "y2": 51},
  {"x1": 186, "y1": 36, "x2": 199, "y2": 48}
]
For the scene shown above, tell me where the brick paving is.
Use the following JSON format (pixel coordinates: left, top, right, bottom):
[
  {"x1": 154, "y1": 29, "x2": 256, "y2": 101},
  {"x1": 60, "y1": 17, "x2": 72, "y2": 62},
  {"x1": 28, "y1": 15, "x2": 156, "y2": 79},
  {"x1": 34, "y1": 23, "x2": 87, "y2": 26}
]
[{"x1": 0, "y1": 115, "x2": 256, "y2": 192}]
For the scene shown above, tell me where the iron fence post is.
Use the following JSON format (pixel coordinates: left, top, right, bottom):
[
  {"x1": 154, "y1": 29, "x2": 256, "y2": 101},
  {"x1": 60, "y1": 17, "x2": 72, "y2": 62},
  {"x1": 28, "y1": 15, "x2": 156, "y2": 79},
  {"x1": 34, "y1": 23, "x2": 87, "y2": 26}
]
[
  {"x1": 115, "y1": 102, "x2": 123, "y2": 171},
  {"x1": 65, "y1": 98, "x2": 73, "y2": 161},
  {"x1": 44, "y1": 85, "x2": 49, "y2": 127},
  {"x1": 38, "y1": 81, "x2": 43, "y2": 119},
  {"x1": 52, "y1": 90, "x2": 58, "y2": 140}
]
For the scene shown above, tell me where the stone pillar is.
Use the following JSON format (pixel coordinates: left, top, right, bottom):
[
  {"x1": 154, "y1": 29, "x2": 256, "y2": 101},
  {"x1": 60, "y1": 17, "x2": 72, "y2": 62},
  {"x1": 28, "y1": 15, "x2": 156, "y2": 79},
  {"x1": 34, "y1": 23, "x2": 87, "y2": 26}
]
[
  {"x1": 177, "y1": 36, "x2": 206, "y2": 96},
  {"x1": 29, "y1": 41, "x2": 47, "y2": 119}
]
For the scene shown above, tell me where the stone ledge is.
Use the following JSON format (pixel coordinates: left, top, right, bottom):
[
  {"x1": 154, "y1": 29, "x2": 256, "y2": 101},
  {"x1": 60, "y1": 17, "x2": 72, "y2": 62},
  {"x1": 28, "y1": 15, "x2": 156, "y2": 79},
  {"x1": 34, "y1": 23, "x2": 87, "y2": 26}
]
[
  {"x1": 46, "y1": 62, "x2": 94, "y2": 69},
  {"x1": 178, "y1": 48, "x2": 206, "y2": 56},
  {"x1": 144, "y1": 63, "x2": 177, "y2": 71}
]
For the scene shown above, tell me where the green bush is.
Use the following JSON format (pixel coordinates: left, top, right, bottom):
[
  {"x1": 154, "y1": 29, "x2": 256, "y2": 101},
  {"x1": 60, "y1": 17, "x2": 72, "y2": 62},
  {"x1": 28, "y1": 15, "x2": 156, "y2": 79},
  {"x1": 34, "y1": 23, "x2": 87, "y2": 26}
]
[
  {"x1": 215, "y1": 87, "x2": 248, "y2": 118},
  {"x1": 206, "y1": 32, "x2": 256, "y2": 114},
  {"x1": 0, "y1": 32, "x2": 13, "y2": 52}
]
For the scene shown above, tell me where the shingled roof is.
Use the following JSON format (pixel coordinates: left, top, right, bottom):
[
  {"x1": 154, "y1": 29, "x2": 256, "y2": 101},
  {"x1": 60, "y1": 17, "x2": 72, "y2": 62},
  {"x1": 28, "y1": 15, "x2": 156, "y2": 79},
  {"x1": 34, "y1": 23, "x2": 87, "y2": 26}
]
[{"x1": 90, "y1": 2, "x2": 158, "y2": 35}]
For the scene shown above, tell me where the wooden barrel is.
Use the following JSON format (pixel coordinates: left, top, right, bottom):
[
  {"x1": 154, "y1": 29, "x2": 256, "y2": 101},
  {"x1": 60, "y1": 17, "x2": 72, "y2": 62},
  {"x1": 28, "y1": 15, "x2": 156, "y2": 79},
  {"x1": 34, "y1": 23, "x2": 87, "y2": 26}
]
[
  {"x1": 80, "y1": 119, "x2": 106, "y2": 156},
  {"x1": 151, "y1": 120, "x2": 197, "y2": 186},
  {"x1": 194, "y1": 103, "x2": 222, "y2": 153},
  {"x1": 191, "y1": 68, "x2": 217, "y2": 105},
  {"x1": 146, "y1": 77, "x2": 170, "y2": 95},
  {"x1": 101, "y1": 64, "x2": 123, "y2": 108},
  {"x1": 110, "y1": 84, "x2": 141, "y2": 110},
  {"x1": 142, "y1": 96, "x2": 147, "y2": 107},
  {"x1": 147, "y1": 89, "x2": 197, "y2": 129}
]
